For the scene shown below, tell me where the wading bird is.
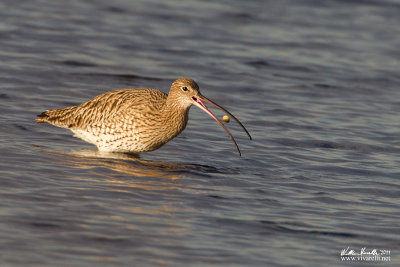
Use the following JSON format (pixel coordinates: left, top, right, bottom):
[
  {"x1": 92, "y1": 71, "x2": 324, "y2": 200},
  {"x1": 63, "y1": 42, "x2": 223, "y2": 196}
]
[{"x1": 36, "y1": 78, "x2": 251, "y2": 155}]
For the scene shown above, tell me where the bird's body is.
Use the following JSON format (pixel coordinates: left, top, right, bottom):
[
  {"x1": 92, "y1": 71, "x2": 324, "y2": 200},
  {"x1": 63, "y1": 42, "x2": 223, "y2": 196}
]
[{"x1": 36, "y1": 78, "x2": 251, "y2": 155}]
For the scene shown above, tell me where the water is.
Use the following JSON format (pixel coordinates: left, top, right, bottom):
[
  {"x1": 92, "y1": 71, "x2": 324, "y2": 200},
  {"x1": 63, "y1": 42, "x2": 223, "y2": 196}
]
[{"x1": 1, "y1": 0, "x2": 399, "y2": 266}]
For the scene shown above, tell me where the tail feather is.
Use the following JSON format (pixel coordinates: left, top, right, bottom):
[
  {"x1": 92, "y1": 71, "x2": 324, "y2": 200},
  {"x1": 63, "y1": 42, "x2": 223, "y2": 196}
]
[
  {"x1": 35, "y1": 106, "x2": 78, "y2": 128},
  {"x1": 35, "y1": 111, "x2": 50, "y2": 123}
]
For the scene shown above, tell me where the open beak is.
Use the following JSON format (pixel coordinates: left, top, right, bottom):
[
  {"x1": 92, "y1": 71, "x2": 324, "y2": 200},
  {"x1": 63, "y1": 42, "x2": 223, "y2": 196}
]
[{"x1": 191, "y1": 94, "x2": 252, "y2": 156}]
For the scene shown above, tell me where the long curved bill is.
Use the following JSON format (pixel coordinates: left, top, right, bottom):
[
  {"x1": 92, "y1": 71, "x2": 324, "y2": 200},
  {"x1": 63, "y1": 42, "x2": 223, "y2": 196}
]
[
  {"x1": 191, "y1": 94, "x2": 251, "y2": 156},
  {"x1": 200, "y1": 95, "x2": 252, "y2": 140}
]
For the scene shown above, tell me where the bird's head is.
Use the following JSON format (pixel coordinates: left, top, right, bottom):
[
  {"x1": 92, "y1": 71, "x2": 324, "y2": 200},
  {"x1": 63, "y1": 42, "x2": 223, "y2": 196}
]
[
  {"x1": 168, "y1": 78, "x2": 252, "y2": 156},
  {"x1": 169, "y1": 78, "x2": 201, "y2": 108}
]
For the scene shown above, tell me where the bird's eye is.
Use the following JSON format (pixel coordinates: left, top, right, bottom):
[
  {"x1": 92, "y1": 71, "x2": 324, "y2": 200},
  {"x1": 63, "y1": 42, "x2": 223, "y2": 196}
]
[{"x1": 181, "y1": 86, "x2": 188, "y2": 91}]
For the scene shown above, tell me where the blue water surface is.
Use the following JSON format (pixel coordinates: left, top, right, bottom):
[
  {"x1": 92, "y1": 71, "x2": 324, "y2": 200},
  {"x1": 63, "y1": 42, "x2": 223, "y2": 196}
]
[{"x1": 0, "y1": 0, "x2": 399, "y2": 266}]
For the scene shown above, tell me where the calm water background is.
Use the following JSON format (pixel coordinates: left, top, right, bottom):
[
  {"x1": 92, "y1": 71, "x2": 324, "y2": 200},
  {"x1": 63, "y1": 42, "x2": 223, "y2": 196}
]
[{"x1": 1, "y1": 0, "x2": 399, "y2": 266}]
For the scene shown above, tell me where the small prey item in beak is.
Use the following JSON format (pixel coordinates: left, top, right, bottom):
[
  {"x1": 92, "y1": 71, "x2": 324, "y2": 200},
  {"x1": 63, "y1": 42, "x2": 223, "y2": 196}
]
[{"x1": 192, "y1": 95, "x2": 251, "y2": 156}]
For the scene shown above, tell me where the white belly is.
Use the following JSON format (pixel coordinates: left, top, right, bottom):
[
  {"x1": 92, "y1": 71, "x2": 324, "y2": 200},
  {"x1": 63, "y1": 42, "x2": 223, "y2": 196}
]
[{"x1": 71, "y1": 128, "x2": 146, "y2": 152}]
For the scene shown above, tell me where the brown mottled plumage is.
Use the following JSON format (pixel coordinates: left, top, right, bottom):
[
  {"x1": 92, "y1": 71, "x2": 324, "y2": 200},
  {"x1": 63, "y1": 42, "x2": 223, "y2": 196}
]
[{"x1": 36, "y1": 78, "x2": 251, "y2": 155}]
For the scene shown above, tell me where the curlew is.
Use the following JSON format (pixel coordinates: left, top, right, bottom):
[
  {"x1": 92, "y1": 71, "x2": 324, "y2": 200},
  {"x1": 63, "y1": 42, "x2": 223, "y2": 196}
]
[{"x1": 36, "y1": 78, "x2": 251, "y2": 155}]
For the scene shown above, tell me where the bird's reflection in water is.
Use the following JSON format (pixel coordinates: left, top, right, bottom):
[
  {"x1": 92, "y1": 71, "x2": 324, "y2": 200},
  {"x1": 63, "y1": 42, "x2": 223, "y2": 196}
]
[{"x1": 58, "y1": 149, "x2": 191, "y2": 191}]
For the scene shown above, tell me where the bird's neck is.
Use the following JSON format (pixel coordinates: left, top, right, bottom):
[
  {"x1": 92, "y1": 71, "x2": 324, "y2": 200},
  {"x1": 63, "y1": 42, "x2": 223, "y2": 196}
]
[{"x1": 161, "y1": 99, "x2": 191, "y2": 139}]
